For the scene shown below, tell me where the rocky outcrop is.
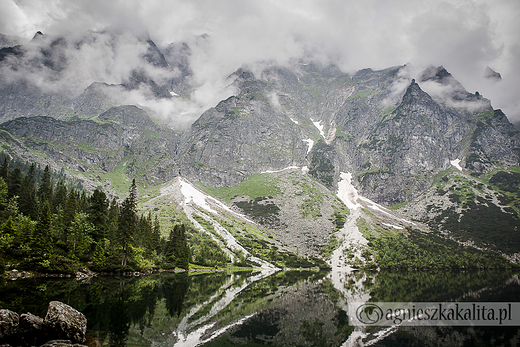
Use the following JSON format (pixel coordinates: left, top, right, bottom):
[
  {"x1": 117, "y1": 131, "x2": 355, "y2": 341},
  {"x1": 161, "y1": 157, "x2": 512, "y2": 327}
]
[
  {"x1": 44, "y1": 302, "x2": 87, "y2": 343},
  {"x1": 0, "y1": 309, "x2": 18, "y2": 340},
  {"x1": 178, "y1": 63, "x2": 520, "y2": 205},
  {"x1": 0, "y1": 105, "x2": 180, "y2": 192},
  {"x1": 0, "y1": 302, "x2": 87, "y2": 347}
]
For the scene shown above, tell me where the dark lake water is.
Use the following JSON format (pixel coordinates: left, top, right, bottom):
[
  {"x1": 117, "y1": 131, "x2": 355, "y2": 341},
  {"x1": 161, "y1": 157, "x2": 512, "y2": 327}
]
[{"x1": 1, "y1": 268, "x2": 519, "y2": 346}]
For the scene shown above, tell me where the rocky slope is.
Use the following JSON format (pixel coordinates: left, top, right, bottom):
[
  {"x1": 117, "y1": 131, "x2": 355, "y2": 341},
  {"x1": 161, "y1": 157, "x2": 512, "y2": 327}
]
[
  {"x1": 0, "y1": 105, "x2": 180, "y2": 196},
  {"x1": 178, "y1": 63, "x2": 520, "y2": 205},
  {"x1": 0, "y1": 29, "x2": 519, "y2": 263}
]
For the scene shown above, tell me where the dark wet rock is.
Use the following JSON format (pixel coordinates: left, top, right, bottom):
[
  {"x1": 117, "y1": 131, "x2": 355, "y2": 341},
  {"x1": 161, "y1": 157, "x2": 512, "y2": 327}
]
[
  {"x1": 18, "y1": 313, "x2": 45, "y2": 346},
  {"x1": 0, "y1": 302, "x2": 87, "y2": 347},
  {"x1": 0, "y1": 310, "x2": 18, "y2": 340},
  {"x1": 44, "y1": 301, "x2": 87, "y2": 343}
]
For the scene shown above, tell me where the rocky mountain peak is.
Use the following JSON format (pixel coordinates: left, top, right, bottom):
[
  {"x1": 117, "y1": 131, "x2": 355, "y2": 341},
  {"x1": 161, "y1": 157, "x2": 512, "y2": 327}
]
[
  {"x1": 419, "y1": 65, "x2": 452, "y2": 84},
  {"x1": 484, "y1": 66, "x2": 502, "y2": 81},
  {"x1": 31, "y1": 31, "x2": 44, "y2": 41}
]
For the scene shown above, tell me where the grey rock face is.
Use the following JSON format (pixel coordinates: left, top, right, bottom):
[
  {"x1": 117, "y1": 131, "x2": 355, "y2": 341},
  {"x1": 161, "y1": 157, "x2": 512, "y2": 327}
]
[
  {"x1": 178, "y1": 63, "x2": 520, "y2": 205},
  {"x1": 44, "y1": 301, "x2": 87, "y2": 343},
  {"x1": 0, "y1": 302, "x2": 86, "y2": 346},
  {"x1": 0, "y1": 309, "x2": 19, "y2": 340},
  {"x1": 0, "y1": 105, "x2": 180, "y2": 191},
  {"x1": 18, "y1": 312, "x2": 45, "y2": 345}
]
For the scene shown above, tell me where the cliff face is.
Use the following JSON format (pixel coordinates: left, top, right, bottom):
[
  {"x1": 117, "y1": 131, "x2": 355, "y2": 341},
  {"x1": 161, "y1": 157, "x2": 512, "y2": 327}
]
[
  {"x1": 178, "y1": 63, "x2": 520, "y2": 205},
  {"x1": 0, "y1": 105, "x2": 180, "y2": 194}
]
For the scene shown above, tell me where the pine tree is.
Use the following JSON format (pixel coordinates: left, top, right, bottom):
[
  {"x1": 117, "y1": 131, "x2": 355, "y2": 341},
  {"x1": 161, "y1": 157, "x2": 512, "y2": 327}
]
[
  {"x1": 88, "y1": 189, "x2": 108, "y2": 258},
  {"x1": 33, "y1": 200, "x2": 53, "y2": 259},
  {"x1": 8, "y1": 168, "x2": 23, "y2": 199},
  {"x1": 0, "y1": 215, "x2": 16, "y2": 253},
  {"x1": 19, "y1": 164, "x2": 37, "y2": 220},
  {"x1": 0, "y1": 158, "x2": 8, "y2": 181},
  {"x1": 0, "y1": 177, "x2": 8, "y2": 212},
  {"x1": 52, "y1": 181, "x2": 67, "y2": 213},
  {"x1": 152, "y1": 215, "x2": 161, "y2": 252},
  {"x1": 117, "y1": 179, "x2": 138, "y2": 266},
  {"x1": 63, "y1": 189, "x2": 78, "y2": 229},
  {"x1": 177, "y1": 224, "x2": 190, "y2": 269},
  {"x1": 106, "y1": 197, "x2": 118, "y2": 241},
  {"x1": 37, "y1": 165, "x2": 53, "y2": 204},
  {"x1": 165, "y1": 224, "x2": 190, "y2": 269}
]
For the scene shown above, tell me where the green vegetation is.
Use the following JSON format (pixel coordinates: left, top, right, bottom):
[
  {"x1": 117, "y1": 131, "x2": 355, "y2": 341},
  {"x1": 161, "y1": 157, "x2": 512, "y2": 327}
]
[
  {"x1": 346, "y1": 89, "x2": 373, "y2": 101},
  {"x1": 195, "y1": 174, "x2": 281, "y2": 203},
  {"x1": 366, "y1": 228, "x2": 516, "y2": 270},
  {"x1": 356, "y1": 168, "x2": 394, "y2": 187},
  {"x1": 321, "y1": 234, "x2": 339, "y2": 259},
  {"x1": 332, "y1": 203, "x2": 349, "y2": 232},
  {"x1": 368, "y1": 268, "x2": 518, "y2": 302},
  {"x1": 234, "y1": 197, "x2": 282, "y2": 228},
  {"x1": 217, "y1": 216, "x2": 327, "y2": 269},
  {"x1": 187, "y1": 225, "x2": 229, "y2": 268},
  {"x1": 224, "y1": 107, "x2": 250, "y2": 120},
  {"x1": 426, "y1": 170, "x2": 520, "y2": 253},
  {"x1": 0, "y1": 157, "x2": 195, "y2": 274}
]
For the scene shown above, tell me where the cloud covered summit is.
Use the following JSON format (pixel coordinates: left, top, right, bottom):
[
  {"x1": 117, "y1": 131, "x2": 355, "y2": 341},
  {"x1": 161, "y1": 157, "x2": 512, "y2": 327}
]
[{"x1": 0, "y1": 0, "x2": 519, "y2": 122}]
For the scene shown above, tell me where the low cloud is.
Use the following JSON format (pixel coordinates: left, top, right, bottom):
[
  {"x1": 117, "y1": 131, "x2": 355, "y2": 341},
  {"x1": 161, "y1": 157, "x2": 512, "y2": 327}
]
[{"x1": 0, "y1": 0, "x2": 519, "y2": 122}]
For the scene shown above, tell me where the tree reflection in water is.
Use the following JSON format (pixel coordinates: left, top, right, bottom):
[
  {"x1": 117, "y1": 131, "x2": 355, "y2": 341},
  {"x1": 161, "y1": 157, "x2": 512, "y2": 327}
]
[{"x1": 0, "y1": 269, "x2": 519, "y2": 346}]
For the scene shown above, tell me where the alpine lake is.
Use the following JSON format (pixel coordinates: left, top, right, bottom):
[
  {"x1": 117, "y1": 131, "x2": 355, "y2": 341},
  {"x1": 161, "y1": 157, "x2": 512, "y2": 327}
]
[{"x1": 1, "y1": 268, "x2": 519, "y2": 346}]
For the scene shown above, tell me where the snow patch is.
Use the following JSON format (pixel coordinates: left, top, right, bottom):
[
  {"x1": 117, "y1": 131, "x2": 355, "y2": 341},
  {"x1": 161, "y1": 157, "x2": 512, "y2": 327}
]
[
  {"x1": 261, "y1": 166, "x2": 309, "y2": 175},
  {"x1": 337, "y1": 172, "x2": 362, "y2": 210},
  {"x1": 311, "y1": 118, "x2": 325, "y2": 138},
  {"x1": 382, "y1": 222, "x2": 404, "y2": 230},
  {"x1": 289, "y1": 117, "x2": 299, "y2": 124},
  {"x1": 261, "y1": 166, "x2": 300, "y2": 174},
  {"x1": 178, "y1": 178, "x2": 253, "y2": 223},
  {"x1": 179, "y1": 178, "x2": 223, "y2": 214},
  {"x1": 303, "y1": 139, "x2": 314, "y2": 154},
  {"x1": 359, "y1": 196, "x2": 415, "y2": 225},
  {"x1": 169, "y1": 91, "x2": 179, "y2": 96},
  {"x1": 450, "y1": 158, "x2": 463, "y2": 171}
]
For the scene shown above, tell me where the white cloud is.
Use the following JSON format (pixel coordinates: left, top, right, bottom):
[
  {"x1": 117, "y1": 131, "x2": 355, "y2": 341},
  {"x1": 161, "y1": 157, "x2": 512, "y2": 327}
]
[{"x1": 0, "y1": 0, "x2": 519, "y2": 122}]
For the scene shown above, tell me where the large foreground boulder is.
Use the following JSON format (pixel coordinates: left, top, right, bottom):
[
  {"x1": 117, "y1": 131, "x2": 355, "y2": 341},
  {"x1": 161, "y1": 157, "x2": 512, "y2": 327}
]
[
  {"x1": 19, "y1": 312, "x2": 45, "y2": 345},
  {"x1": 0, "y1": 309, "x2": 18, "y2": 340},
  {"x1": 0, "y1": 302, "x2": 87, "y2": 346},
  {"x1": 44, "y1": 301, "x2": 87, "y2": 343}
]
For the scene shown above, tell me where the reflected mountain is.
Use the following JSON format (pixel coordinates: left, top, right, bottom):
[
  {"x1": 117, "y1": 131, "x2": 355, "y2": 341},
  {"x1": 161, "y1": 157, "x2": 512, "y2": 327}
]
[{"x1": 1, "y1": 269, "x2": 519, "y2": 346}]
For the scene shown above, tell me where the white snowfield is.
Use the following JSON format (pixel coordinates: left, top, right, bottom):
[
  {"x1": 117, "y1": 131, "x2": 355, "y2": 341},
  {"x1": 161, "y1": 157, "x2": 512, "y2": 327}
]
[
  {"x1": 261, "y1": 166, "x2": 309, "y2": 174},
  {"x1": 450, "y1": 158, "x2": 463, "y2": 171},
  {"x1": 382, "y1": 222, "x2": 404, "y2": 230},
  {"x1": 177, "y1": 178, "x2": 278, "y2": 270},
  {"x1": 330, "y1": 171, "x2": 415, "y2": 271},
  {"x1": 261, "y1": 166, "x2": 300, "y2": 174},
  {"x1": 336, "y1": 172, "x2": 362, "y2": 210},
  {"x1": 178, "y1": 178, "x2": 231, "y2": 215},
  {"x1": 289, "y1": 117, "x2": 299, "y2": 124},
  {"x1": 359, "y1": 196, "x2": 415, "y2": 225},
  {"x1": 303, "y1": 138, "x2": 314, "y2": 154},
  {"x1": 330, "y1": 173, "x2": 413, "y2": 346},
  {"x1": 311, "y1": 118, "x2": 325, "y2": 138}
]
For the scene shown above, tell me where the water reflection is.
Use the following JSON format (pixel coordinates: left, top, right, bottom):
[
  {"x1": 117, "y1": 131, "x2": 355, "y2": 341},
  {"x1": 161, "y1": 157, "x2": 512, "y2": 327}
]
[{"x1": 0, "y1": 269, "x2": 519, "y2": 346}]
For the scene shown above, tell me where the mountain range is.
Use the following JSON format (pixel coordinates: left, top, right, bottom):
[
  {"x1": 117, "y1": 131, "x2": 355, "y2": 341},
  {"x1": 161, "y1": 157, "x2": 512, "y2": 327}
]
[{"x1": 1, "y1": 30, "x2": 519, "y2": 268}]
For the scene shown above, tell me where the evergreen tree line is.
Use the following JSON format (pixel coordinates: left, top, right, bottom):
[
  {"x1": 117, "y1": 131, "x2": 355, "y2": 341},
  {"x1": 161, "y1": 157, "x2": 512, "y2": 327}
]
[{"x1": 0, "y1": 158, "x2": 190, "y2": 274}]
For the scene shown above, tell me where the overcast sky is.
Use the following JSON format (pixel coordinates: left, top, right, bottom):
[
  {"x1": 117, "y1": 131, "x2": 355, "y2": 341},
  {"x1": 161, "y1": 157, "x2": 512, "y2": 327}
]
[{"x1": 1, "y1": 0, "x2": 519, "y2": 122}]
